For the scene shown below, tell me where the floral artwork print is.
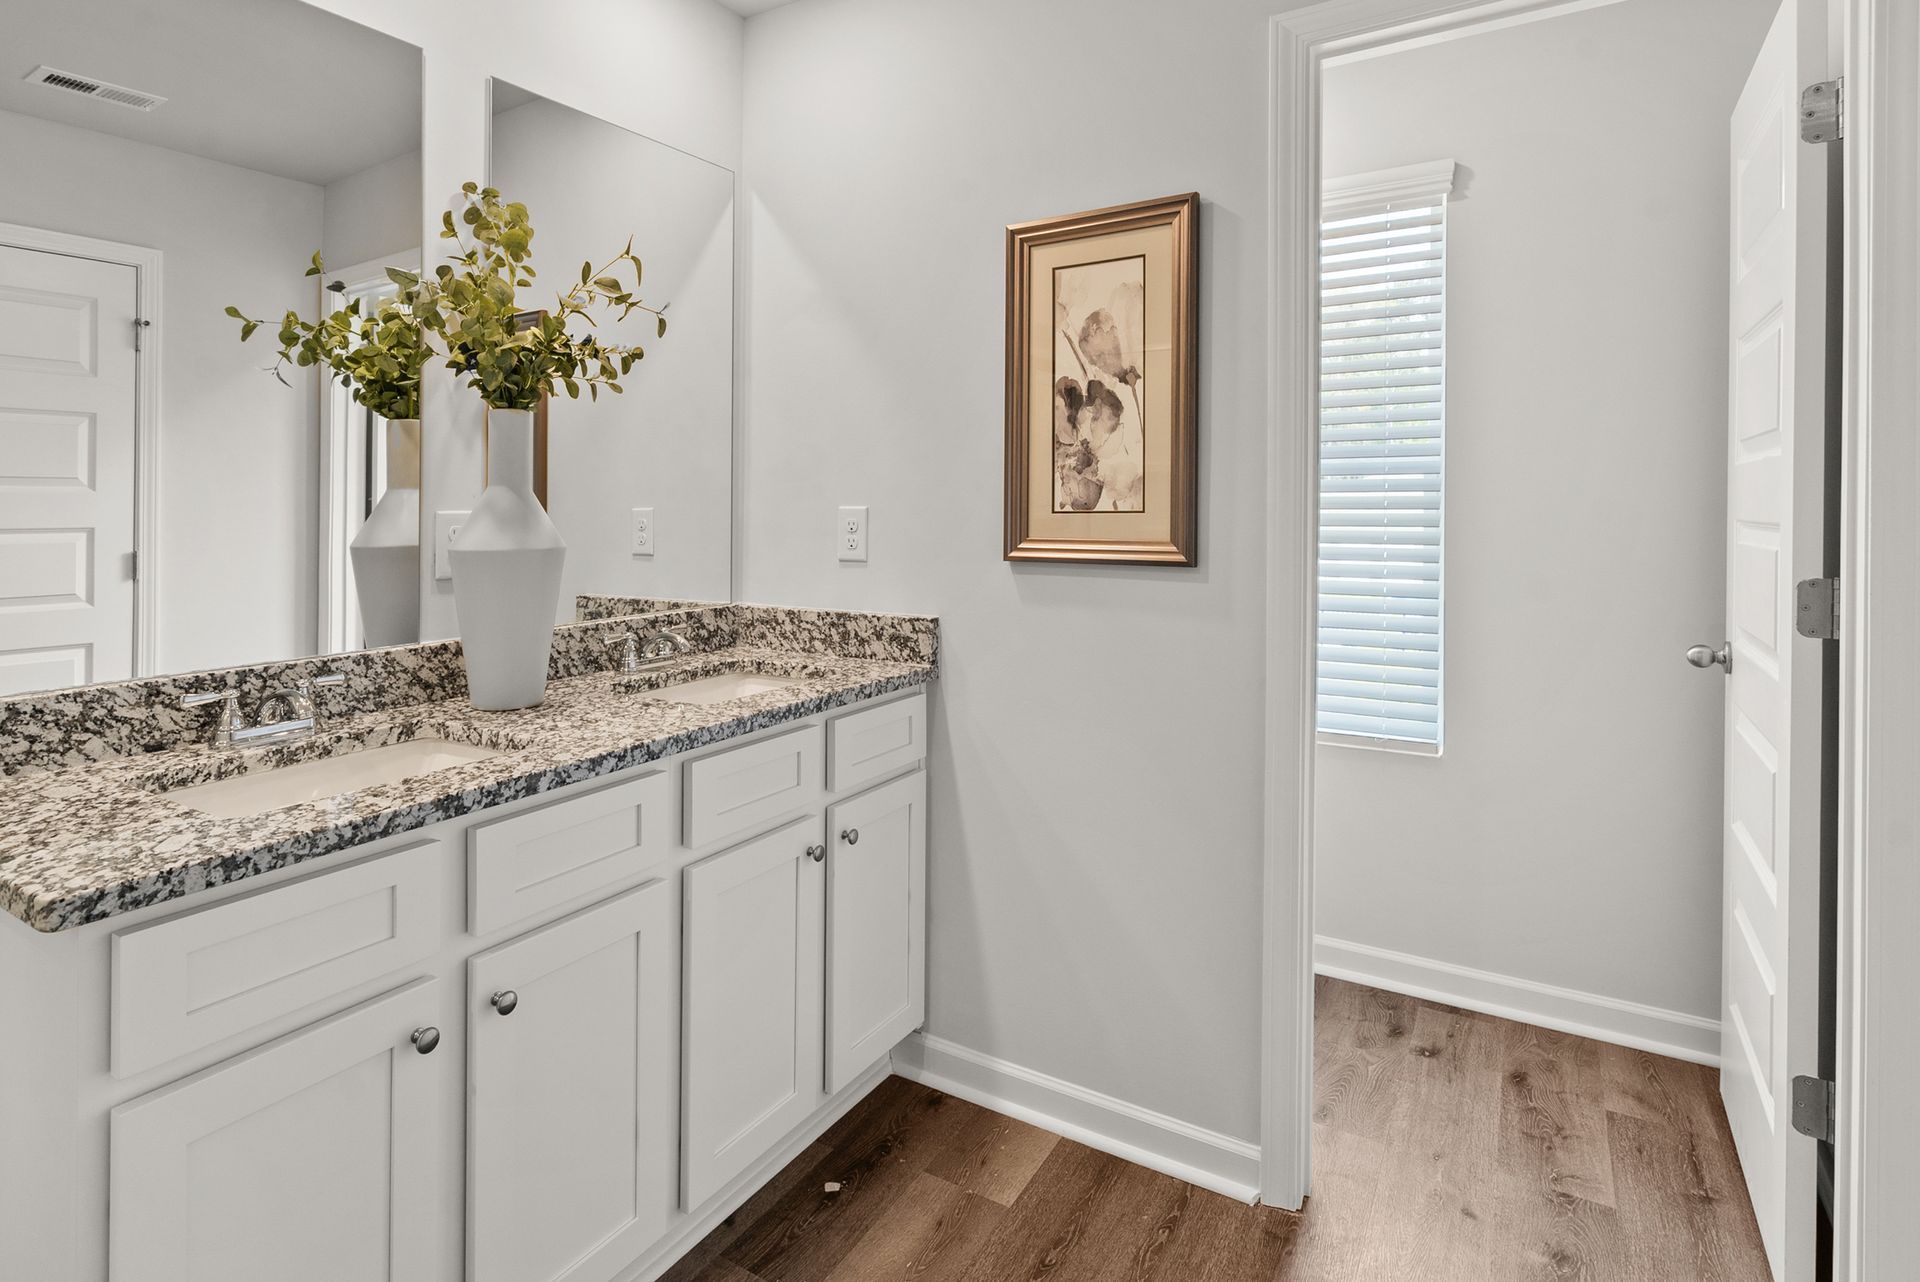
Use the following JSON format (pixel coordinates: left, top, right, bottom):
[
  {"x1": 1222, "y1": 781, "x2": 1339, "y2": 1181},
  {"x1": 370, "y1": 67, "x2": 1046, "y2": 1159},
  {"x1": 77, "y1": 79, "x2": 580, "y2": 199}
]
[{"x1": 1052, "y1": 256, "x2": 1146, "y2": 512}]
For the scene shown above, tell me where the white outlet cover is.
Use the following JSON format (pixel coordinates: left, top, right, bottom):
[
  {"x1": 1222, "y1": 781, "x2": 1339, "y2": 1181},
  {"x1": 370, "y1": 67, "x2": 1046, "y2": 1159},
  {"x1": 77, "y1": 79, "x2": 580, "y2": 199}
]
[
  {"x1": 838, "y1": 505, "x2": 868, "y2": 563},
  {"x1": 434, "y1": 510, "x2": 470, "y2": 581},
  {"x1": 632, "y1": 507, "x2": 655, "y2": 557}
]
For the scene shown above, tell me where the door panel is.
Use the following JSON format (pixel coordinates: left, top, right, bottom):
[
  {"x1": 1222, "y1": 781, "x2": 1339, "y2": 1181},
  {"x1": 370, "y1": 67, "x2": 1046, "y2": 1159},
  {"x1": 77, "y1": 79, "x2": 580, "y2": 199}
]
[
  {"x1": 108, "y1": 979, "x2": 442, "y2": 1282},
  {"x1": 1720, "y1": 1, "x2": 1827, "y2": 1275},
  {"x1": 468, "y1": 881, "x2": 672, "y2": 1282},
  {"x1": 680, "y1": 817, "x2": 824, "y2": 1209},
  {"x1": 0, "y1": 244, "x2": 138, "y2": 693},
  {"x1": 824, "y1": 770, "x2": 926, "y2": 1094}
]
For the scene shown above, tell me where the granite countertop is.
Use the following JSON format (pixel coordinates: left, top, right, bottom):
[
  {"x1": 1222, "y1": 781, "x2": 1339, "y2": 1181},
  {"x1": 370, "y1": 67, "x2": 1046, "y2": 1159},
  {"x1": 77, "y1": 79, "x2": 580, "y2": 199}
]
[{"x1": 0, "y1": 645, "x2": 932, "y2": 933}]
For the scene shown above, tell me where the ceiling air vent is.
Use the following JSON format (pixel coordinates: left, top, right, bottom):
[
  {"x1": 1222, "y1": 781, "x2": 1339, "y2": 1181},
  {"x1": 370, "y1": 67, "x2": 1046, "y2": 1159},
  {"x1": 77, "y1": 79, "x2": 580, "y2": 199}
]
[{"x1": 23, "y1": 65, "x2": 166, "y2": 112}]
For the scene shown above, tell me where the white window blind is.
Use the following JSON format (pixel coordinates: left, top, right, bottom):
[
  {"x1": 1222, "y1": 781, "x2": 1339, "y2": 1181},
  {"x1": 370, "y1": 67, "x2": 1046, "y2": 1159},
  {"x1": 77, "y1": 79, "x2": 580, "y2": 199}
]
[{"x1": 1318, "y1": 161, "x2": 1454, "y2": 749}]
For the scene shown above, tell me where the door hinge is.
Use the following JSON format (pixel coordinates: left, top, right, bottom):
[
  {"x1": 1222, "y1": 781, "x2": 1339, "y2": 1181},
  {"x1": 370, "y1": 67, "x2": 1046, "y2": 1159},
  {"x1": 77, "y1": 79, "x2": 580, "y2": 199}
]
[
  {"x1": 133, "y1": 318, "x2": 151, "y2": 351},
  {"x1": 1795, "y1": 577, "x2": 1839, "y2": 640},
  {"x1": 1791, "y1": 1074, "x2": 1836, "y2": 1143},
  {"x1": 1801, "y1": 79, "x2": 1843, "y2": 144}
]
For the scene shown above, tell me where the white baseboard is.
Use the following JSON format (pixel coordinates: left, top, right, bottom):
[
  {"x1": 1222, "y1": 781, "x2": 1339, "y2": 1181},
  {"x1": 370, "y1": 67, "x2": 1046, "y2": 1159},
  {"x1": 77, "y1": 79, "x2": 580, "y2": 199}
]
[
  {"x1": 1314, "y1": 935, "x2": 1721, "y2": 1066},
  {"x1": 891, "y1": 1033, "x2": 1261, "y2": 1204}
]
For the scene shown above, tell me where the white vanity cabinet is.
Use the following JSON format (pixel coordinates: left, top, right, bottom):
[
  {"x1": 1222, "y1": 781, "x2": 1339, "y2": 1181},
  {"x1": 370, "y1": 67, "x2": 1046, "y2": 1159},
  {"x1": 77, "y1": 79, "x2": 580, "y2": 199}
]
[
  {"x1": 467, "y1": 881, "x2": 674, "y2": 1282},
  {"x1": 680, "y1": 817, "x2": 827, "y2": 1207},
  {"x1": 108, "y1": 978, "x2": 445, "y2": 1282},
  {"x1": 3, "y1": 686, "x2": 929, "y2": 1282},
  {"x1": 825, "y1": 769, "x2": 927, "y2": 1094}
]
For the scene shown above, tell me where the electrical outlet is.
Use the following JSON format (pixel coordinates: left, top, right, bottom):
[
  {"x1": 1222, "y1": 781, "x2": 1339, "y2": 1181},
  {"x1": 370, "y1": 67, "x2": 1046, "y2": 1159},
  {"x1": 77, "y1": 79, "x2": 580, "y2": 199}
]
[
  {"x1": 434, "y1": 510, "x2": 470, "y2": 581},
  {"x1": 838, "y1": 506, "x2": 868, "y2": 563},
  {"x1": 631, "y1": 507, "x2": 656, "y2": 557}
]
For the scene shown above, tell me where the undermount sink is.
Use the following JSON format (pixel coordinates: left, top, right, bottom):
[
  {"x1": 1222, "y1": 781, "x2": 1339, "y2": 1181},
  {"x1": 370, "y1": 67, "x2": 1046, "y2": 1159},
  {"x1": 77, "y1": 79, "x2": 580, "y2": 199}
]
[
  {"x1": 644, "y1": 670, "x2": 806, "y2": 705},
  {"x1": 160, "y1": 738, "x2": 503, "y2": 819}
]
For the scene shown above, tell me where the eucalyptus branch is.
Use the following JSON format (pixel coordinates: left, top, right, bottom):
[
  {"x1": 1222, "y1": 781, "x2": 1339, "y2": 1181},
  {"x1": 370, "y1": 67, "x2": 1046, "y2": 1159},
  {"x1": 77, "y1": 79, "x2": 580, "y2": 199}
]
[
  {"x1": 227, "y1": 251, "x2": 426, "y2": 421},
  {"x1": 417, "y1": 182, "x2": 671, "y2": 412}
]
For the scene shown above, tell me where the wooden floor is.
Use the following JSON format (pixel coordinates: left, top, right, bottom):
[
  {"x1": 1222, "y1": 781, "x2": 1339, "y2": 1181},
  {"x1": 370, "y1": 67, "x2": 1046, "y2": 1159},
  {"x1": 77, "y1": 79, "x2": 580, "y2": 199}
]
[{"x1": 663, "y1": 977, "x2": 1770, "y2": 1281}]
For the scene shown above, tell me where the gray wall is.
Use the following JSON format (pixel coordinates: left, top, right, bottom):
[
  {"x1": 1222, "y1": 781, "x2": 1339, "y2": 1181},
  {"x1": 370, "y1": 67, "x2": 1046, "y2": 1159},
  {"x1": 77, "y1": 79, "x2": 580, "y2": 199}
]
[{"x1": 740, "y1": 0, "x2": 1292, "y2": 1144}]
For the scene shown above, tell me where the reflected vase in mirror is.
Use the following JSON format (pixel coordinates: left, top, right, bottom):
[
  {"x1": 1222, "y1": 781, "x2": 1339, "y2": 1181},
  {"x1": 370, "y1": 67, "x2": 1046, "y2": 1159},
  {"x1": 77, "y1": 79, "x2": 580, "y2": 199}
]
[
  {"x1": 348, "y1": 419, "x2": 422, "y2": 648},
  {"x1": 449, "y1": 409, "x2": 566, "y2": 709}
]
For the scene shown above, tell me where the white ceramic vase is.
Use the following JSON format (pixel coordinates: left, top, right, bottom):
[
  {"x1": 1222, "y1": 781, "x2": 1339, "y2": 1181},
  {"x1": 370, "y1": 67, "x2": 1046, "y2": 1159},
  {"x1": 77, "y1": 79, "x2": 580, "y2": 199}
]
[
  {"x1": 449, "y1": 407, "x2": 566, "y2": 709},
  {"x1": 348, "y1": 418, "x2": 422, "y2": 648}
]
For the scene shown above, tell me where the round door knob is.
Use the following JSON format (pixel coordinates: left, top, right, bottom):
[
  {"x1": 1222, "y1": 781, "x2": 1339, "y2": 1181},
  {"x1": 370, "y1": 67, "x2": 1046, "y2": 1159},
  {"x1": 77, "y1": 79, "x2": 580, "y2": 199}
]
[
  {"x1": 491, "y1": 990, "x2": 518, "y2": 1016},
  {"x1": 1686, "y1": 643, "x2": 1732, "y2": 672},
  {"x1": 841, "y1": 828, "x2": 860, "y2": 846},
  {"x1": 806, "y1": 844, "x2": 826, "y2": 863},
  {"x1": 410, "y1": 1026, "x2": 441, "y2": 1055}
]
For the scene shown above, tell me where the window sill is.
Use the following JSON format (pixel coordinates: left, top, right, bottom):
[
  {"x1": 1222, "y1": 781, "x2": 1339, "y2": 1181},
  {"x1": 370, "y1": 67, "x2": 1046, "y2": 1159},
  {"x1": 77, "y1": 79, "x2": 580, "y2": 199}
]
[{"x1": 1316, "y1": 731, "x2": 1441, "y2": 758}]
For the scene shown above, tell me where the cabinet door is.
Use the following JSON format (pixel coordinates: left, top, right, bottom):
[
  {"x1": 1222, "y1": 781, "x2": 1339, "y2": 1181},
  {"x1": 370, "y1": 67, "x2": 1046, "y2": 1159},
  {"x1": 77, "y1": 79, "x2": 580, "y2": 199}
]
[
  {"x1": 468, "y1": 881, "x2": 672, "y2": 1282},
  {"x1": 824, "y1": 770, "x2": 927, "y2": 1093},
  {"x1": 110, "y1": 978, "x2": 443, "y2": 1282},
  {"x1": 681, "y1": 817, "x2": 824, "y2": 1208}
]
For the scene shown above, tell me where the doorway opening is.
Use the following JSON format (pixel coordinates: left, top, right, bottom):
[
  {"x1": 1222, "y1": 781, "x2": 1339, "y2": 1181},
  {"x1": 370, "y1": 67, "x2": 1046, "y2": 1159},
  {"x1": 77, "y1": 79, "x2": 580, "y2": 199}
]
[{"x1": 1265, "y1": 0, "x2": 1840, "y2": 1276}]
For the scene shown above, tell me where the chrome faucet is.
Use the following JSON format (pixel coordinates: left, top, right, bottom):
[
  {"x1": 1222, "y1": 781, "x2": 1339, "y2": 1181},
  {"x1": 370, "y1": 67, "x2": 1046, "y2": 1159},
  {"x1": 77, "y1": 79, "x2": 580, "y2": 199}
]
[
  {"x1": 182, "y1": 673, "x2": 347, "y2": 749},
  {"x1": 606, "y1": 627, "x2": 692, "y2": 676}
]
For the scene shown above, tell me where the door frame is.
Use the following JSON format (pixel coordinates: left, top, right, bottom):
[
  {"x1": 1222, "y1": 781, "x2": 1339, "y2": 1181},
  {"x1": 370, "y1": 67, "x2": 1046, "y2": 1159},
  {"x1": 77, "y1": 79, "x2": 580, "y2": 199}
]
[
  {"x1": 0, "y1": 220, "x2": 163, "y2": 678},
  {"x1": 316, "y1": 250, "x2": 419, "y2": 655},
  {"x1": 1833, "y1": 0, "x2": 1919, "y2": 1274},
  {"x1": 1259, "y1": 4, "x2": 1889, "y2": 1272}
]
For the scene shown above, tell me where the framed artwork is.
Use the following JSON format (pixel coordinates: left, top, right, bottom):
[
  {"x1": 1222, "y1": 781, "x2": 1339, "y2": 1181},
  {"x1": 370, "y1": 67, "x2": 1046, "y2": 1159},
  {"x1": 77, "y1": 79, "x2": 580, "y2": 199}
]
[{"x1": 1004, "y1": 192, "x2": 1199, "y2": 565}]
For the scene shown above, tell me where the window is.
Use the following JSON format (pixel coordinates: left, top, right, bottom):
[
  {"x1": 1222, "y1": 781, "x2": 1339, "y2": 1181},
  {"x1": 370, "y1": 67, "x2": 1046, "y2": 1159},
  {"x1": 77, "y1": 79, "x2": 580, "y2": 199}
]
[{"x1": 1317, "y1": 160, "x2": 1455, "y2": 752}]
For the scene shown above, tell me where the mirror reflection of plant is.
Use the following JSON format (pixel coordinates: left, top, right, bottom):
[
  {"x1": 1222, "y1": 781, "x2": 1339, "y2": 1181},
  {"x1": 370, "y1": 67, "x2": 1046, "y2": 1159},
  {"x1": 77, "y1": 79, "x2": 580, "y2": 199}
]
[
  {"x1": 227, "y1": 252, "x2": 428, "y2": 421},
  {"x1": 414, "y1": 182, "x2": 668, "y2": 412}
]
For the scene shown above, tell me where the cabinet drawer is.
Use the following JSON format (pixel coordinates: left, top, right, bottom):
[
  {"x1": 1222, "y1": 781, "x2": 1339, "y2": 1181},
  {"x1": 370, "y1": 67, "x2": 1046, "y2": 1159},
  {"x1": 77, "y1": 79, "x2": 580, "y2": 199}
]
[
  {"x1": 468, "y1": 770, "x2": 670, "y2": 935},
  {"x1": 111, "y1": 842, "x2": 443, "y2": 1079},
  {"x1": 828, "y1": 692, "x2": 927, "y2": 793},
  {"x1": 683, "y1": 724, "x2": 823, "y2": 849}
]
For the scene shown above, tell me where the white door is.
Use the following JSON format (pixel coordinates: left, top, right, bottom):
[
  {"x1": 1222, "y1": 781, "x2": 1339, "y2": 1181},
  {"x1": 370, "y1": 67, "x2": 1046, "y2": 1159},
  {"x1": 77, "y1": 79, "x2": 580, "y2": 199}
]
[
  {"x1": 681, "y1": 817, "x2": 825, "y2": 1209},
  {"x1": 1718, "y1": 1, "x2": 1828, "y2": 1276},
  {"x1": 0, "y1": 242, "x2": 139, "y2": 694},
  {"x1": 468, "y1": 882, "x2": 673, "y2": 1282},
  {"x1": 109, "y1": 978, "x2": 443, "y2": 1282},
  {"x1": 824, "y1": 769, "x2": 926, "y2": 1094}
]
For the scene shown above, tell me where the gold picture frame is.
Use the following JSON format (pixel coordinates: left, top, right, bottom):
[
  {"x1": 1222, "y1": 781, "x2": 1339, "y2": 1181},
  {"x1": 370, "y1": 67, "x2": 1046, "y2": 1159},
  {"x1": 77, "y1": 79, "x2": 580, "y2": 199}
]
[{"x1": 1004, "y1": 192, "x2": 1199, "y2": 565}]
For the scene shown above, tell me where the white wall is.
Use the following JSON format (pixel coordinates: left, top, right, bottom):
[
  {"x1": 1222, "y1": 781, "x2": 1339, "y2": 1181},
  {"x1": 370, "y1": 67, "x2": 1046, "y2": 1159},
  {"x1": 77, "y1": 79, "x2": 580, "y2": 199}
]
[
  {"x1": 1315, "y1": 0, "x2": 1774, "y2": 1027},
  {"x1": 491, "y1": 97, "x2": 735, "y2": 612},
  {"x1": 303, "y1": 0, "x2": 746, "y2": 637},
  {"x1": 322, "y1": 148, "x2": 422, "y2": 270},
  {"x1": 0, "y1": 107, "x2": 322, "y2": 674},
  {"x1": 740, "y1": 0, "x2": 1297, "y2": 1146}
]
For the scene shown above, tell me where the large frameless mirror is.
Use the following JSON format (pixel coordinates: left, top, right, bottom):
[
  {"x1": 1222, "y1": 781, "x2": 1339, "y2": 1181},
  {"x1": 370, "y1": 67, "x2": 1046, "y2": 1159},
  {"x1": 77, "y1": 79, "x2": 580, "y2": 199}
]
[
  {"x1": 0, "y1": 0, "x2": 422, "y2": 695},
  {"x1": 488, "y1": 79, "x2": 736, "y2": 622}
]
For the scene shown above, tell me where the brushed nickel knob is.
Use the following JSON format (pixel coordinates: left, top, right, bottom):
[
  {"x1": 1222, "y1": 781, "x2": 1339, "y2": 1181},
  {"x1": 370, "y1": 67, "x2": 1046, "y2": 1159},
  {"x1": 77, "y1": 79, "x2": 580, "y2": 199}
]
[
  {"x1": 410, "y1": 1026, "x2": 441, "y2": 1055},
  {"x1": 491, "y1": 990, "x2": 518, "y2": 1016},
  {"x1": 841, "y1": 828, "x2": 860, "y2": 846},
  {"x1": 1686, "y1": 643, "x2": 1732, "y2": 673},
  {"x1": 807, "y1": 844, "x2": 826, "y2": 863}
]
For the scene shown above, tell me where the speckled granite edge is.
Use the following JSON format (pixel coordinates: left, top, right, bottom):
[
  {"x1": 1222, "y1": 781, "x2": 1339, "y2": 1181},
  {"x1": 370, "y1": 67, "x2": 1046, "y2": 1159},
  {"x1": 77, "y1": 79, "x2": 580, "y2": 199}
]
[
  {"x1": 0, "y1": 645, "x2": 934, "y2": 932},
  {"x1": 574, "y1": 594, "x2": 722, "y2": 621},
  {"x1": 0, "y1": 602, "x2": 934, "y2": 777},
  {"x1": 580, "y1": 597, "x2": 938, "y2": 666}
]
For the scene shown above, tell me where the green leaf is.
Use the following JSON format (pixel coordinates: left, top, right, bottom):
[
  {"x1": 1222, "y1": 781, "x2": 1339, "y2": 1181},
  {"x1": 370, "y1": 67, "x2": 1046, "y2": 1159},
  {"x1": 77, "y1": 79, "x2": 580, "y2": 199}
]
[
  {"x1": 224, "y1": 305, "x2": 245, "y2": 319},
  {"x1": 657, "y1": 316, "x2": 668, "y2": 338}
]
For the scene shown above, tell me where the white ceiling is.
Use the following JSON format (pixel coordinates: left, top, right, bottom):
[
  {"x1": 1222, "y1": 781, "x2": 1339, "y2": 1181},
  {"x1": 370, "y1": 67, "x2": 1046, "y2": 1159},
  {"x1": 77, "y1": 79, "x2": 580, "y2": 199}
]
[
  {"x1": 0, "y1": 0, "x2": 418, "y2": 187},
  {"x1": 716, "y1": 0, "x2": 797, "y2": 15}
]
